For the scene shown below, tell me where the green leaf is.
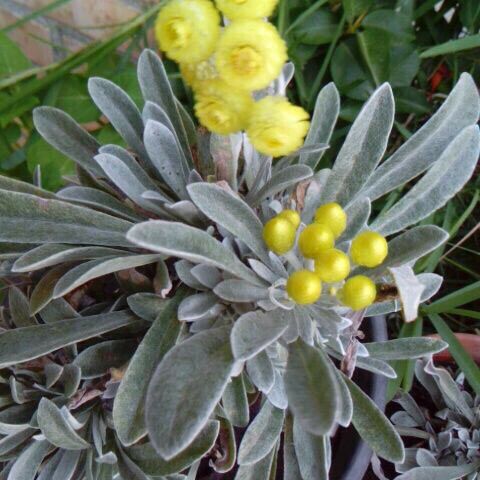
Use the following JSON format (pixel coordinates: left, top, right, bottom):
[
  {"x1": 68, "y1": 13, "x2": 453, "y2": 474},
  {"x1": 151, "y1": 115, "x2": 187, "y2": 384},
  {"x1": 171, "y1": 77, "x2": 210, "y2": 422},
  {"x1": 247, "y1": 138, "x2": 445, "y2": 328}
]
[
  {"x1": 357, "y1": 28, "x2": 391, "y2": 85},
  {"x1": 238, "y1": 401, "x2": 284, "y2": 466},
  {"x1": 344, "y1": 375, "x2": 404, "y2": 462},
  {"x1": 126, "y1": 421, "x2": 220, "y2": 476},
  {"x1": 428, "y1": 314, "x2": 480, "y2": 396},
  {"x1": 231, "y1": 311, "x2": 289, "y2": 362},
  {"x1": 37, "y1": 398, "x2": 90, "y2": 450},
  {"x1": 127, "y1": 221, "x2": 261, "y2": 285},
  {"x1": 188, "y1": 183, "x2": 270, "y2": 264},
  {"x1": 0, "y1": 189, "x2": 133, "y2": 247},
  {"x1": 113, "y1": 291, "x2": 186, "y2": 446},
  {"x1": 342, "y1": 0, "x2": 373, "y2": 22},
  {"x1": 420, "y1": 34, "x2": 480, "y2": 58},
  {"x1": 30, "y1": 265, "x2": 71, "y2": 314},
  {"x1": 389, "y1": 46, "x2": 420, "y2": 88},
  {"x1": 8, "y1": 286, "x2": 35, "y2": 327},
  {"x1": 423, "y1": 281, "x2": 480, "y2": 314},
  {"x1": 0, "y1": 32, "x2": 31, "y2": 77},
  {"x1": 285, "y1": 341, "x2": 338, "y2": 436},
  {"x1": 146, "y1": 326, "x2": 234, "y2": 460},
  {"x1": 235, "y1": 442, "x2": 278, "y2": 480},
  {"x1": 394, "y1": 87, "x2": 429, "y2": 114},
  {"x1": 222, "y1": 375, "x2": 249, "y2": 428},
  {"x1": 365, "y1": 338, "x2": 447, "y2": 361},
  {"x1": 362, "y1": 10, "x2": 413, "y2": 39},
  {"x1": 7, "y1": 439, "x2": 51, "y2": 480},
  {"x1": 0, "y1": 310, "x2": 139, "y2": 368},
  {"x1": 26, "y1": 138, "x2": 75, "y2": 191},
  {"x1": 73, "y1": 340, "x2": 137, "y2": 379},
  {"x1": 292, "y1": 10, "x2": 337, "y2": 45}
]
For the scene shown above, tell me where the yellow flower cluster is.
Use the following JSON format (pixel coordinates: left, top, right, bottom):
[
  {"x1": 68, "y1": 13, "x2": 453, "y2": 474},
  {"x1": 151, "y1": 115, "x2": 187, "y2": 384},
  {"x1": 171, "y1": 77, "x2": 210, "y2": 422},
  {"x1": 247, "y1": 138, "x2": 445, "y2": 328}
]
[
  {"x1": 262, "y1": 203, "x2": 389, "y2": 310},
  {"x1": 155, "y1": 0, "x2": 310, "y2": 157}
]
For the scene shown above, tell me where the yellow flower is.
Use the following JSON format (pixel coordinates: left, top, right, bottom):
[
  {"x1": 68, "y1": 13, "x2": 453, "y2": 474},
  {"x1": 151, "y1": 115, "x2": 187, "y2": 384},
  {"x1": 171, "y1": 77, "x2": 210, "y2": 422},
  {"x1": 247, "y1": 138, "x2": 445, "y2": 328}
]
[
  {"x1": 314, "y1": 249, "x2": 351, "y2": 283},
  {"x1": 247, "y1": 96, "x2": 310, "y2": 157},
  {"x1": 278, "y1": 209, "x2": 301, "y2": 229},
  {"x1": 298, "y1": 223, "x2": 334, "y2": 259},
  {"x1": 180, "y1": 57, "x2": 220, "y2": 91},
  {"x1": 216, "y1": 20, "x2": 287, "y2": 91},
  {"x1": 155, "y1": 0, "x2": 220, "y2": 63},
  {"x1": 263, "y1": 217, "x2": 297, "y2": 255},
  {"x1": 315, "y1": 203, "x2": 347, "y2": 239},
  {"x1": 350, "y1": 231, "x2": 388, "y2": 268},
  {"x1": 287, "y1": 270, "x2": 322, "y2": 305},
  {"x1": 215, "y1": 0, "x2": 279, "y2": 19},
  {"x1": 194, "y1": 81, "x2": 253, "y2": 135},
  {"x1": 340, "y1": 275, "x2": 377, "y2": 310}
]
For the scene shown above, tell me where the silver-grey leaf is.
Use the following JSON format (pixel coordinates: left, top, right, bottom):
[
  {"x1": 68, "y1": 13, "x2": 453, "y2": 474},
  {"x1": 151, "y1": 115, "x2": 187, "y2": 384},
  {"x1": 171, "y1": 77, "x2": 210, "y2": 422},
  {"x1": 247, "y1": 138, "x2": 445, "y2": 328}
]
[
  {"x1": 246, "y1": 351, "x2": 275, "y2": 394},
  {"x1": 7, "y1": 439, "x2": 51, "y2": 480},
  {"x1": 178, "y1": 293, "x2": 219, "y2": 322},
  {"x1": 214, "y1": 280, "x2": 268, "y2": 303},
  {"x1": 365, "y1": 338, "x2": 447, "y2": 361}
]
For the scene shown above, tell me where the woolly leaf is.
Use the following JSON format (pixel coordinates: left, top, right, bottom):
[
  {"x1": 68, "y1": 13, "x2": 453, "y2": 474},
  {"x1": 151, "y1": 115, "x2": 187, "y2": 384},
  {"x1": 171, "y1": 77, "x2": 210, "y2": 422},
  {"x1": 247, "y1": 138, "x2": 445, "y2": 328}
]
[
  {"x1": 127, "y1": 221, "x2": 261, "y2": 285},
  {"x1": 231, "y1": 311, "x2": 289, "y2": 361},
  {"x1": 146, "y1": 326, "x2": 234, "y2": 459},
  {"x1": 37, "y1": 398, "x2": 89, "y2": 450},
  {"x1": 246, "y1": 351, "x2": 275, "y2": 394},
  {"x1": 235, "y1": 443, "x2": 278, "y2": 480},
  {"x1": 222, "y1": 375, "x2": 249, "y2": 428},
  {"x1": 285, "y1": 341, "x2": 338, "y2": 435},
  {"x1": 320, "y1": 83, "x2": 394, "y2": 206},
  {"x1": 373, "y1": 125, "x2": 480, "y2": 235},
  {"x1": 344, "y1": 375, "x2": 405, "y2": 462},
  {"x1": 188, "y1": 183, "x2": 270, "y2": 263},
  {"x1": 365, "y1": 338, "x2": 447, "y2": 361},
  {"x1": 7, "y1": 439, "x2": 51, "y2": 480},
  {"x1": 113, "y1": 291, "x2": 186, "y2": 446},
  {"x1": 0, "y1": 311, "x2": 139, "y2": 368},
  {"x1": 238, "y1": 400, "x2": 284, "y2": 465},
  {"x1": 214, "y1": 280, "x2": 268, "y2": 303},
  {"x1": 396, "y1": 462, "x2": 480, "y2": 480}
]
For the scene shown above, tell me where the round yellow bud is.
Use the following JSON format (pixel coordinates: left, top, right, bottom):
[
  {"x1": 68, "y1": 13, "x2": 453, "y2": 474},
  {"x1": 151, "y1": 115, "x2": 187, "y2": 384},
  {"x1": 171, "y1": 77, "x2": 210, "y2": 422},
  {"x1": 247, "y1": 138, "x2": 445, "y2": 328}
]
[
  {"x1": 340, "y1": 275, "x2": 377, "y2": 310},
  {"x1": 314, "y1": 249, "x2": 351, "y2": 283},
  {"x1": 286, "y1": 270, "x2": 322, "y2": 305},
  {"x1": 263, "y1": 217, "x2": 296, "y2": 255},
  {"x1": 278, "y1": 210, "x2": 301, "y2": 229},
  {"x1": 314, "y1": 203, "x2": 347, "y2": 239},
  {"x1": 194, "y1": 81, "x2": 254, "y2": 135},
  {"x1": 216, "y1": 20, "x2": 287, "y2": 91},
  {"x1": 215, "y1": 0, "x2": 279, "y2": 19},
  {"x1": 298, "y1": 224, "x2": 335, "y2": 259},
  {"x1": 155, "y1": 0, "x2": 220, "y2": 63},
  {"x1": 350, "y1": 231, "x2": 388, "y2": 268},
  {"x1": 246, "y1": 96, "x2": 310, "y2": 157}
]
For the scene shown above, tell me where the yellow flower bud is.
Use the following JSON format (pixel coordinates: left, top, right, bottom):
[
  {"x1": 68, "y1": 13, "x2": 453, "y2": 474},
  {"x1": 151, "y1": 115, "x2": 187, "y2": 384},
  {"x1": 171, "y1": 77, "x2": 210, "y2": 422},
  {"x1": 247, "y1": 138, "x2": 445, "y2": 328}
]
[
  {"x1": 263, "y1": 217, "x2": 296, "y2": 255},
  {"x1": 246, "y1": 96, "x2": 310, "y2": 157},
  {"x1": 194, "y1": 81, "x2": 253, "y2": 135},
  {"x1": 314, "y1": 203, "x2": 347, "y2": 239},
  {"x1": 215, "y1": 0, "x2": 279, "y2": 19},
  {"x1": 216, "y1": 20, "x2": 287, "y2": 91},
  {"x1": 298, "y1": 224, "x2": 335, "y2": 259},
  {"x1": 350, "y1": 231, "x2": 388, "y2": 268},
  {"x1": 287, "y1": 270, "x2": 322, "y2": 305},
  {"x1": 314, "y1": 249, "x2": 350, "y2": 283},
  {"x1": 155, "y1": 0, "x2": 220, "y2": 63},
  {"x1": 278, "y1": 209, "x2": 301, "y2": 229},
  {"x1": 340, "y1": 275, "x2": 377, "y2": 310}
]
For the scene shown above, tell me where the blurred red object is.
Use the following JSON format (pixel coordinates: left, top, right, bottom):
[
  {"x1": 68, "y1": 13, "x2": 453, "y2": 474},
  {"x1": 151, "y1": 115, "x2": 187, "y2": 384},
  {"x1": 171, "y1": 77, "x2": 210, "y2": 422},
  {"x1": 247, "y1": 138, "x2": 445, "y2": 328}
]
[
  {"x1": 430, "y1": 64, "x2": 451, "y2": 93},
  {"x1": 427, "y1": 333, "x2": 480, "y2": 365}
]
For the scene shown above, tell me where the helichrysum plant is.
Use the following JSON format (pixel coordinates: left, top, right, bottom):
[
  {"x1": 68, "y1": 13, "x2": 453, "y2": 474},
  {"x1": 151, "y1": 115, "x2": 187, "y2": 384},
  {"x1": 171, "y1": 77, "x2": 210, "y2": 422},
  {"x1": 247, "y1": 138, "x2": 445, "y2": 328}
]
[
  {"x1": 155, "y1": 0, "x2": 311, "y2": 157},
  {"x1": 0, "y1": 41, "x2": 478, "y2": 478},
  {"x1": 373, "y1": 359, "x2": 480, "y2": 480}
]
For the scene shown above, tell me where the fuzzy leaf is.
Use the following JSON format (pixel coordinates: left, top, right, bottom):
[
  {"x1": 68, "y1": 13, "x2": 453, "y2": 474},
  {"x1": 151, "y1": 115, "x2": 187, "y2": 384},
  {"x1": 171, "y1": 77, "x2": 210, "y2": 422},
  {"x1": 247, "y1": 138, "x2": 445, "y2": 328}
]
[
  {"x1": 301, "y1": 83, "x2": 340, "y2": 169},
  {"x1": 0, "y1": 190, "x2": 133, "y2": 247},
  {"x1": 8, "y1": 286, "x2": 34, "y2": 327},
  {"x1": 293, "y1": 420, "x2": 330, "y2": 480},
  {"x1": 144, "y1": 120, "x2": 189, "y2": 199},
  {"x1": 231, "y1": 311, "x2": 289, "y2": 361},
  {"x1": 365, "y1": 338, "x2": 447, "y2": 360},
  {"x1": 214, "y1": 280, "x2": 268, "y2": 303},
  {"x1": 37, "y1": 398, "x2": 89, "y2": 450},
  {"x1": 33, "y1": 107, "x2": 103, "y2": 176},
  {"x1": 249, "y1": 165, "x2": 313, "y2": 206},
  {"x1": 285, "y1": 341, "x2": 338, "y2": 435},
  {"x1": 339, "y1": 198, "x2": 371, "y2": 243},
  {"x1": 390, "y1": 266, "x2": 425, "y2": 322},
  {"x1": 235, "y1": 443, "x2": 277, "y2": 480},
  {"x1": 0, "y1": 311, "x2": 139, "y2": 368},
  {"x1": 88, "y1": 77, "x2": 148, "y2": 162},
  {"x1": 188, "y1": 183, "x2": 270, "y2": 263},
  {"x1": 246, "y1": 351, "x2": 275, "y2": 394},
  {"x1": 127, "y1": 293, "x2": 168, "y2": 322},
  {"x1": 320, "y1": 83, "x2": 394, "y2": 206},
  {"x1": 238, "y1": 400, "x2": 284, "y2": 466},
  {"x1": 223, "y1": 375, "x2": 249, "y2": 428},
  {"x1": 396, "y1": 462, "x2": 480, "y2": 480},
  {"x1": 146, "y1": 326, "x2": 234, "y2": 459},
  {"x1": 53, "y1": 254, "x2": 163, "y2": 298},
  {"x1": 127, "y1": 221, "x2": 261, "y2": 285},
  {"x1": 113, "y1": 291, "x2": 186, "y2": 446},
  {"x1": 50, "y1": 450, "x2": 81, "y2": 480},
  {"x1": 210, "y1": 133, "x2": 242, "y2": 190},
  {"x1": 373, "y1": 125, "x2": 480, "y2": 235},
  {"x1": 7, "y1": 439, "x2": 51, "y2": 480},
  {"x1": 30, "y1": 265, "x2": 70, "y2": 314},
  {"x1": 126, "y1": 421, "x2": 220, "y2": 476},
  {"x1": 362, "y1": 73, "x2": 480, "y2": 201},
  {"x1": 344, "y1": 375, "x2": 405, "y2": 463},
  {"x1": 177, "y1": 292, "x2": 219, "y2": 322}
]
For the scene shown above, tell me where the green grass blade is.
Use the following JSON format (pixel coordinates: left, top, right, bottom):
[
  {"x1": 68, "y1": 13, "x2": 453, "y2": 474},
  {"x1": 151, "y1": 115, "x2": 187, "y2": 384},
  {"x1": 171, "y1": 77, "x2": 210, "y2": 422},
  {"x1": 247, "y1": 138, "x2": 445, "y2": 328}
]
[
  {"x1": 428, "y1": 313, "x2": 480, "y2": 395},
  {"x1": 420, "y1": 34, "x2": 480, "y2": 58},
  {"x1": 423, "y1": 281, "x2": 480, "y2": 314}
]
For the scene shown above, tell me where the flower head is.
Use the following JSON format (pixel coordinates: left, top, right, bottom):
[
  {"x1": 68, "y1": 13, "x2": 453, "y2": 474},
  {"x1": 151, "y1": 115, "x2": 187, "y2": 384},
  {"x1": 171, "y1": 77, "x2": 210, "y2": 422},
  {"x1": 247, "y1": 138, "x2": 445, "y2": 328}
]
[
  {"x1": 339, "y1": 275, "x2": 377, "y2": 310},
  {"x1": 315, "y1": 203, "x2": 347, "y2": 239},
  {"x1": 216, "y1": 20, "x2": 287, "y2": 91},
  {"x1": 350, "y1": 231, "x2": 388, "y2": 268},
  {"x1": 180, "y1": 57, "x2": 220, "y2": 90},
  {"x1": 247, "y1": 96, "x2": 310, "y2": 157},
  {"x1": 263, "y1": 216, "x2": 297, "y2": 255},
  {"x1": 155, "y1": 0, "x2": 220, "y2": 63},
  {"x1": 287, "y1": 270, "x2": 322, "y2": 305},
  {"x1": 194, "y1": 81, "x2": 253, "y2": 135},
  {"x1": 215, "y1": 0, "x2": 279, "y2": 19}
]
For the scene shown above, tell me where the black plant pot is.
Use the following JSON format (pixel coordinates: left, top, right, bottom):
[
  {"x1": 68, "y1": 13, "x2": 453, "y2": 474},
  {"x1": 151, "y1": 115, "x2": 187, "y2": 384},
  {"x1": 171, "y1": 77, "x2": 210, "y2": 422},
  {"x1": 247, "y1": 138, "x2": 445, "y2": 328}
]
[{"x1": 329, "y1": 315, "x2": 388, "y2": 480}]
